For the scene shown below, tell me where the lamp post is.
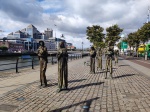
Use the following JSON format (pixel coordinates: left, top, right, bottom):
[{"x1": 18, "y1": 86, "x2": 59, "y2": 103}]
[
  {"x1": 54, "y1": 24, "x2": 58, "y2": 50},
  {"x1": 54, "y1": 24, "x2": 57, "y2": 38}
]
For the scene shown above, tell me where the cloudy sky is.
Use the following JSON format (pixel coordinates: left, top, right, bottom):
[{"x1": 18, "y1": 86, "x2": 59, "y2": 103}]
[{"x1": 0, "y1": 0, "x2": 150, "y2": 48}]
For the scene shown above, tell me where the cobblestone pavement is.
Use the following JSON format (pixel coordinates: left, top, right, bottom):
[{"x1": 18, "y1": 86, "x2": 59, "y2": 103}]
[
  {"x1": 0, "y1": 57, "x2": 150, "y2": 112},
  {"x1": 121, "y1": 56, "x2": 150, "y2": 69}
]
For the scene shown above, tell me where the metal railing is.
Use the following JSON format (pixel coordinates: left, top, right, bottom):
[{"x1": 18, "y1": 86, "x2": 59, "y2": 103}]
[{"x1": 0, "y1": 53, "x2": 88, "y2": 73}]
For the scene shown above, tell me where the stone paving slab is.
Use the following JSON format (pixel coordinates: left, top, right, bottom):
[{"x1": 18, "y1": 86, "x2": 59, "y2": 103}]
[{"x1": 0, "y1": 57, "x2": 150, "y2": 112}]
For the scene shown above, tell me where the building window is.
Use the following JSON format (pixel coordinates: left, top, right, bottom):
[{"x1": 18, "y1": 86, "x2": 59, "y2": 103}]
[{"x1": 14, "y1": 34, "x2": 20, "y2": 38}]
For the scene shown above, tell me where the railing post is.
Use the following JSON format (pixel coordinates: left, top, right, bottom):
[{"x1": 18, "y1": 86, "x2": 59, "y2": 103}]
[
  {"x1": 32, "y1": 57, "x2": 34, "y2": 69},
  {"x1": 16, "y1": 58, "x2": 19, "y2": 73}
]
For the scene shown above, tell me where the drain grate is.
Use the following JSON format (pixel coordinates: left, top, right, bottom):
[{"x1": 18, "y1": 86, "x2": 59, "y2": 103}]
[{"x1": 0, "y1": 104, "x2": 18, "y2": 111}]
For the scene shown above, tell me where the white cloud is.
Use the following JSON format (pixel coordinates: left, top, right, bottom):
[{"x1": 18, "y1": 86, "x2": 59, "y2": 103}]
[{"x1": 0, "y1": 0, "x2": 150, "y2": 48}]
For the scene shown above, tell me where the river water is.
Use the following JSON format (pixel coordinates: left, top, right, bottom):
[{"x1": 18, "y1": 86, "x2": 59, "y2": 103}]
[
  {"x1": 0, "y1": 54, "x2": 81, "y2": 71},
  {"x1": 0, "y1": 56, "x2": 57, "y2": 71}
]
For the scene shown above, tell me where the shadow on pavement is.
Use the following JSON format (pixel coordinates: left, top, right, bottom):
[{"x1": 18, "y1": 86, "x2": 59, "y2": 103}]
[
  {"x1": 46, "y1": 79, "x2": 87, "y2": 87},
  {"x1": 119, "y1": 64, "x2": 130, "y2": 67},
  {"x1": 95, "y1": 71, "x2": 104, "y2": 74},
  {"x1": 68, "y1": 79, "x2": 87, "y2": 83},
  {"x1": 96, "y1": 67, "x2": 118, "y2": 74},
  {"x1": 113, "y1": 74, "x2": 135, "y2": 79},
  {"x1": 50, "y1": 97, "x2": 99, "y2": 112},
  {"x1": 69, "y1": 82, "x2": 104, "y2": 91}
]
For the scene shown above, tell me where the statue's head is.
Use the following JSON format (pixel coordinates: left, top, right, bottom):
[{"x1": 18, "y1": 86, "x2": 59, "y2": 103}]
[
  {"x1": 108, "y1": 46, "x2": 114, "y2": 51},
  {"x1": 59, "y1": 41, "x2": 65, "y2": 48},
  {"x1": 91, "y1": 46, "x2": 95, "y2": 50},
  {"x1": 39, "y1": 41, "x2": 45, "y2": 47},
  {"x1": 107, "y1": 41, "x2": 112, "y2": 46}
]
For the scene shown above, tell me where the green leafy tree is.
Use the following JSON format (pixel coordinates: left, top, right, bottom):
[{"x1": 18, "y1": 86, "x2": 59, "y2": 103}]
[
  {"x1": 86, "y1": 25, "x2": 105, "y2": 48},
  {"x1": 127, "y1": 32, "x2": 140, "y2": 55},
  {"x1": 117, "y1": 42, "x2": 121, "y2": 50},
  {"x1": 126, "y1": 33, "x2": 135, "y2": 50},
  {"x1": 0, "y1": 46, "x2": 8, "y2": 52},
  {"x1": 137, "y1": 22, "x2": 150, "y2": 44},
  {"x1": 105, "y1": 24, "x2": 123, "y2": 46}
]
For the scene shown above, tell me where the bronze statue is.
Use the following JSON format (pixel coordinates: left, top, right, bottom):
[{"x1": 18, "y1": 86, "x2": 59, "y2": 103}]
[
  {"x1": 90, "y1": 46, "x2": 96, "y2": 74},
  {"x1": 114, "y1": 50, "x2": 119, "y2": 66},
  {"x1": 57, "y1": 41, "x2": 68, "y2": 92},
  {"x1": 37, "y1": 41, "x2": 48, "y2": 88},
  {"x1": 96, "y1": 47, "x2": 103, "y2": 71},
  {"x1": 105, "y1": 42, "x2": 114, "y2": 79}
]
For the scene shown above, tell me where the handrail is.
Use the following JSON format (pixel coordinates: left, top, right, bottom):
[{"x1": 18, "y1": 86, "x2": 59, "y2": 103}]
[{"x1": 0, "y1": 53, "x2": 89, "y2": 73}]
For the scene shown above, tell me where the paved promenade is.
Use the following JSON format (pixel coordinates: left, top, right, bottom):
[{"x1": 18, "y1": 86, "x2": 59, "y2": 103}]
[{"x1": 0, "y1": 57, "x2": 150, "y2": 112}]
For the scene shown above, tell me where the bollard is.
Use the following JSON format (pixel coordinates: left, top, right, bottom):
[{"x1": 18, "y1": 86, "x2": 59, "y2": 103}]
[
  {"x1": 16, "y1": 58, "x2": 19, "y2": 73},
  {"x1": 145, "y1": 52, "x2": 148, "y2": 60},
  {"x1": 32, "y1": 57, "x2": 34, "y2": 69},
  {"x1": 71, "y1": 55, "x2": 72, "y2": 60}
]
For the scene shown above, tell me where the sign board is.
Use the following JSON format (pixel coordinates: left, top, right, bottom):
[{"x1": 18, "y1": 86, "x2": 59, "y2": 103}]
[{"x1": 121, "y1": 41, "x2": 128, "y2": 49}]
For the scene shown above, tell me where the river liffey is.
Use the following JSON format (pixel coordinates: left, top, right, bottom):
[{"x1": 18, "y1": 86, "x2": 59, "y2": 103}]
[
  {"x1": 0, "y1": 53, "x2": 82, "y2": 72},
  {"x1": 0, "y1": 56, "x2": 57, "y2": 71}
]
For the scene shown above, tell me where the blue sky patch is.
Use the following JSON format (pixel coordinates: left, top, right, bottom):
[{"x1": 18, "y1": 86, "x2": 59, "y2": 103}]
[{"x1": 36, "y1": 0, "x2": 45, "y2": 2}]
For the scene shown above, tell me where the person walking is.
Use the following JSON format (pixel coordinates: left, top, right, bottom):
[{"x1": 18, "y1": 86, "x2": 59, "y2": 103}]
[
  {"x1": 57, "y1": 41, "x2": 68, "y2": 92},
  {"x1": 37, "y1": 41, "x2": 48, "y2": 88}
]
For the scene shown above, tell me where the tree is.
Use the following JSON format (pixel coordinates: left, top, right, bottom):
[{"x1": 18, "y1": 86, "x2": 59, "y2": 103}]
[
  {"x1": 126, "y1": 33, "x2": 135, "y2": 50},
  {"x1": 137, "y1": 22, "x2": 150, "y2": 44},
  {"x1": 0, "y1": 46, "x2": 8, "y2": 52},
  {"x1": 117, "y1": 42, "x2": 121, "y2": 50},
  {"x1": 86, "y1": 25, "x2": 105, "y2": 48},
  {"x1": 127, "y1": 32, "x2": 140, "y2": 55},
  {"x1": 105, "y1": 24, "x2": 123, "y2": 46}
]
